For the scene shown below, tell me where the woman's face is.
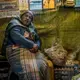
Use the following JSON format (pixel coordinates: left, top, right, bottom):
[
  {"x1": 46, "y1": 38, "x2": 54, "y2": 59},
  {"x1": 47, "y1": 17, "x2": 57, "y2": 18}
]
[{"x1": 21, "y1": 12, "x2": 32, "y2": 26}]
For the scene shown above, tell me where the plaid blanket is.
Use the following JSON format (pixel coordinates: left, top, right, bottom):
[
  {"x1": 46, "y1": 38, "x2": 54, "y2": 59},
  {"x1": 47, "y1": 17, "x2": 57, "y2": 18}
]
[{"x1": 6, "y1": 45, "x2": 48, "y2": 80}]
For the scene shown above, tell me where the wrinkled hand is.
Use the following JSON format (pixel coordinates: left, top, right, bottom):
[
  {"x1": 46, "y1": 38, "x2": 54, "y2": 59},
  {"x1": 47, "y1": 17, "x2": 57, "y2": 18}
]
[{"x1": 29, "y1": 44, "x2": 38, "y2": 53}]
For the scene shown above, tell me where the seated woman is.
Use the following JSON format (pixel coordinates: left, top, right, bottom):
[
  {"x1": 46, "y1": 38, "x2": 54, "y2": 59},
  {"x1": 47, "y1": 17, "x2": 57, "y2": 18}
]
[{"x1": 2, "y1": 11, "x2": 53, "y2": 80}]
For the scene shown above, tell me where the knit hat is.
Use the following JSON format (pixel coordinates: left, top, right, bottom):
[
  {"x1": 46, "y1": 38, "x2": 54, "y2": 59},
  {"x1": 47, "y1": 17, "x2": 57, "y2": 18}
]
[{"x1": 20, "y1": 10, "x2": 34, "y2": 21}]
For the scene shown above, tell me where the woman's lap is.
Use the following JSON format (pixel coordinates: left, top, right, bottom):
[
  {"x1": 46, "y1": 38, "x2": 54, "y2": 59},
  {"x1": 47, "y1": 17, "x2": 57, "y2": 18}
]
[{"x1": 6, "y1": 47, "x2": 48, "y2": 80}]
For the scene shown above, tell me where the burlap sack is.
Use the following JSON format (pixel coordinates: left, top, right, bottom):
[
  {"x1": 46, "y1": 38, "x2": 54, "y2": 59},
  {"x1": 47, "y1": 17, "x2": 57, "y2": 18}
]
[
  {"x1": 66, "y1": 60, "x2": 79, "y2": 66},
  {"x1": 44, "y1": 43, "x2": 67, "y2": 66}
]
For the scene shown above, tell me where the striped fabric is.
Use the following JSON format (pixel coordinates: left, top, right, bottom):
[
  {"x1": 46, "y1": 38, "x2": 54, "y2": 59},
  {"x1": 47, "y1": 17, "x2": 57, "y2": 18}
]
[{"x1": 6, "y1": 45, "x2": 48, "y2": 80}]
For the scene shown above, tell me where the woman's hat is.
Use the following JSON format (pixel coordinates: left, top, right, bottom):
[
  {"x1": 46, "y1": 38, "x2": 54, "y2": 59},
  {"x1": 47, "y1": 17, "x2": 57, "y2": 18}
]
[{"x1": 20, "y1": 10, "x2": 34, "y2": 21}]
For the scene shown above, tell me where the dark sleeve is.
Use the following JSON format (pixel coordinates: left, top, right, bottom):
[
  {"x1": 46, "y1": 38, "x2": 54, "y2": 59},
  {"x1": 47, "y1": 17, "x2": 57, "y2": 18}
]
[
  {"x1": 35, "y1": 40, "x2": 41, "y2": 49},
  {"x1": 10, "y1": 27, "x2": 35, "y2": 49}
]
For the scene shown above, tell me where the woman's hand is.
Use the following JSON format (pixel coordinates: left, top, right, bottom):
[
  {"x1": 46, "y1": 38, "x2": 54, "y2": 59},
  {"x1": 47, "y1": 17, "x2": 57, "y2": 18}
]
[{"x1": 29, "y1": 44, "x2": 38, "y2": 53}]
